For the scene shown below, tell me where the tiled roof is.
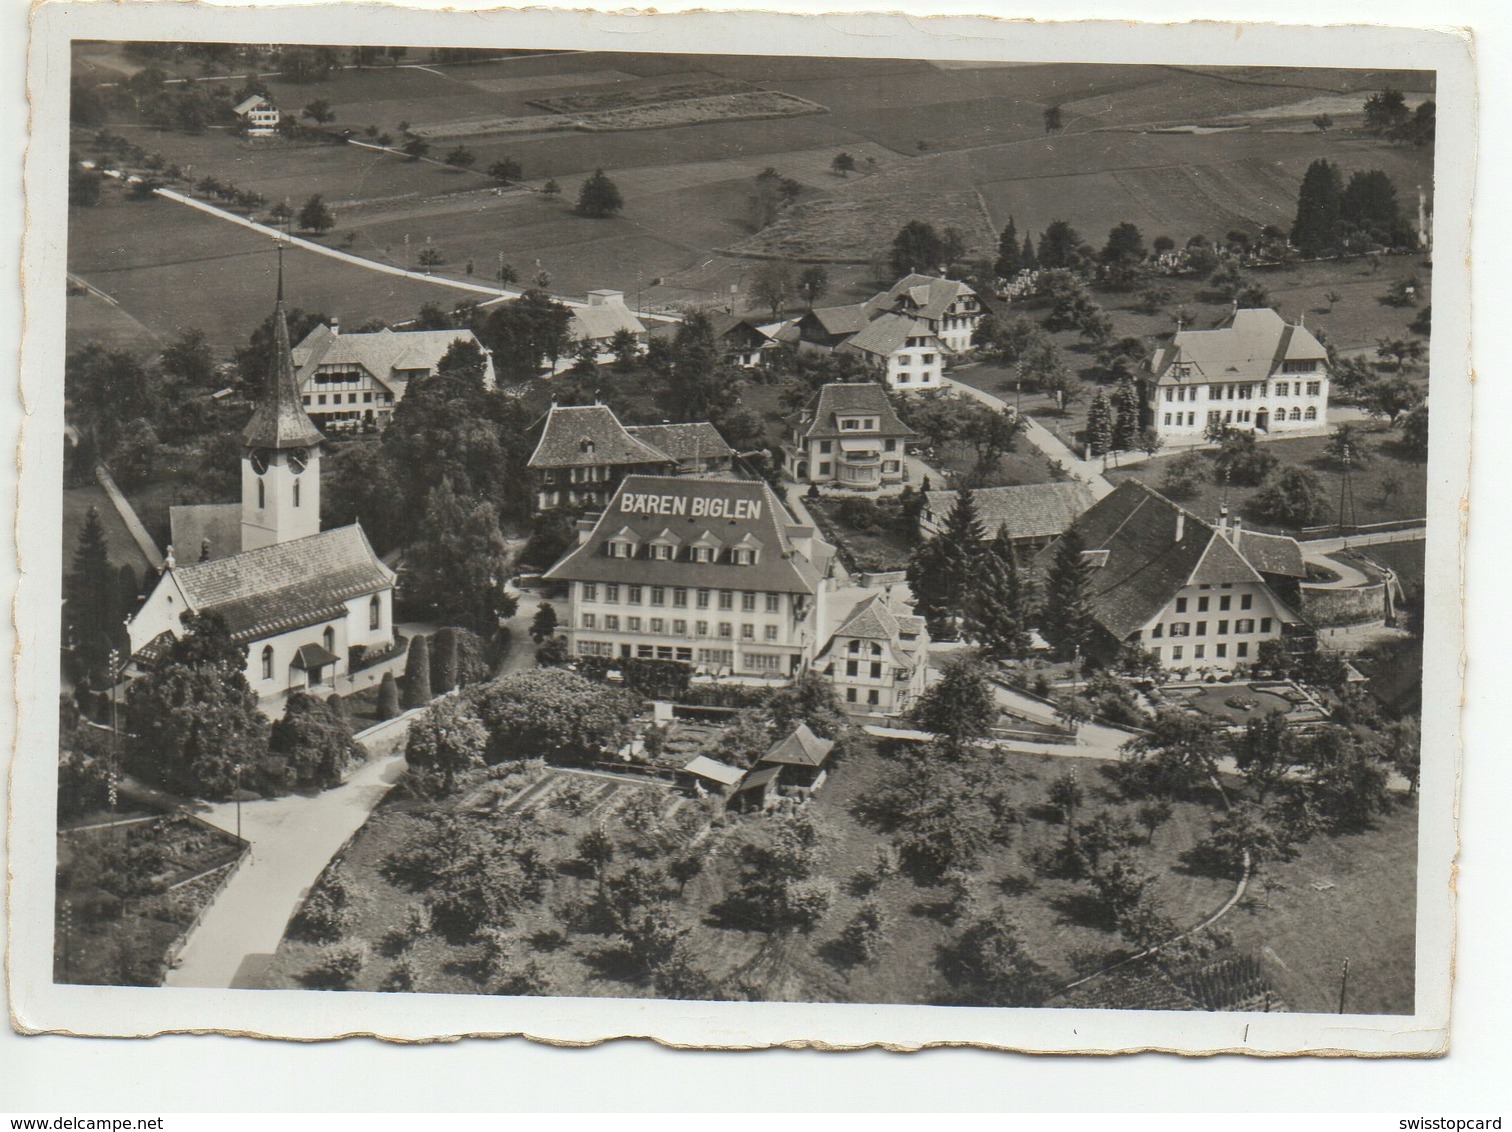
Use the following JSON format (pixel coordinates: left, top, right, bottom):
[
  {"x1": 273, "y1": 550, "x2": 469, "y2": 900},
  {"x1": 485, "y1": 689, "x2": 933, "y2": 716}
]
[
  {"x1": 681, "y1": 755, "x2": 745, "y2": 786},
  {"x1": 1236, "y1": 529, "x2": 1307, "y2": 578},
  {"x1": 867, "y1": 273, "x2": 976, "y2": 322},
  {"x1": 168, "y1": 524, "x2": 394, "y2": 643},
  {"x1": 527, "y1": 403, "x2": 673, "y2": 470},
  {"x1": 760, "y1": 722, "x2": 834, "y2": 768},
  {"x1": 839, "y1": 313, "x2": 938, "y2": 360},
  {"x1": 131, "y1": 630, "x2": 176, "y2": 667},
  {"x1": 733, "y1": 764, "x2": 782, "y2": 793},
  {"x1": 924, "y1": 482, "x2": 1095, "y2": 542},
  {"x1": 792, "y1": 382, "x2": 915, "y2": 442},
  {"x1": 830, "y1": 592, "x2": 901, "y2": 641},
  {"x1": 808, "y1": 304, "x2": 872, "y2": 337},
  {"x1": 569, "y1": 303, "x2": 646, "y2": 343},
  {"x1": 233, "y1": 95, "x2": 273, "y2": 115},
  {"x1": 543, "y1": 474, "x2": 826, "y2": 594},
  {"x1": 293, "y1": 326, "x2": 491, "y2": 395},
  {"x1": 244, "y1": 299, "x2": 325, "y2": 451},
  {"x1": 626, "y1": 422, "x2": 735, "y2": 462},
  {"x1": 1033, "y1": 481, "x2": 1239, "y2": 642},
  {"x1": 169, "y1": 503, "x2": 243, "y2": 564},
  {"x1": 1151, "y1": 308, "x2": 1327, "y2": 386}
]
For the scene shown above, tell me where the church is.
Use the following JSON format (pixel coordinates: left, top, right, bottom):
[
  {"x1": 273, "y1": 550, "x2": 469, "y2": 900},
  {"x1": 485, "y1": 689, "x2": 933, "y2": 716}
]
[{"x1": 126, "y1": 268, "x2": 396, "y2": 703}]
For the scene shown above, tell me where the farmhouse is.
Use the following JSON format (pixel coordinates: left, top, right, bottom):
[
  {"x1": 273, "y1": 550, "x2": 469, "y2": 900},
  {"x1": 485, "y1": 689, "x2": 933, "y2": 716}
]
[
  {"x1": 816, "y1": 591, "x2": 930, "y2": 715},
  {"x1": 128, "y1": 277, "x2": 396, "y2": 701},
  {"x1": 291, "y1": 321, "x2": 496, "y2": 432},
  {"x1": 793, "y1": 304, "x2": 872, "y2": 354},
  {"x1": 865, "y1": 273, "x2": 984, "y2": 353},
  {"x1": 730, "y1": 722, "x2": 836, "y2": 809},
  {"x1": 918, "y1": 482, "x2": 1096, "y2": 551},
  {"x1": 784, "y1": 382, "x2": 916, "y2": 491},
  {"x1": 1145, "y1": 307, "x2": 1330, "y2": 443},
  {"x1": 233, "y1": 94, "x2": 280, "y2": 137},
  {"x1": 543, "y1": 474, "x2": 835, "y2": 678},
  {"x1": 527, "y1": 403, "x2": 738, "y2": 512},
  {"x1": 1034, "y1": 479, "x2": 1310, "y2": 673},
  {"x1": 836, "y1": 313, "x2": 947, "y2": 390}
]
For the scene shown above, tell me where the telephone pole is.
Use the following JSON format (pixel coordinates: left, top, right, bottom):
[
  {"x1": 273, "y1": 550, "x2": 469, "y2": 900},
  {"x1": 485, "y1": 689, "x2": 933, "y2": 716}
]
[{"x1": 1337, "y1": 444, "x2": 1359, "y2": 534}]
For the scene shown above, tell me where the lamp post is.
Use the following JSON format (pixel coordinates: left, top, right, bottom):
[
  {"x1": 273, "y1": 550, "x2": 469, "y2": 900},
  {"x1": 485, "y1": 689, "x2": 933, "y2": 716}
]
[{"x1": 233, "y1": 762, "x2": 243, "y2": 843}]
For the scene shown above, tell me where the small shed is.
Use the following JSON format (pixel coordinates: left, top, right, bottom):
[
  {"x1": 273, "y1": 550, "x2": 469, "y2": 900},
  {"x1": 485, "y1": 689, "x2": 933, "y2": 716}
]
[
  {"x1": 729, "y1": 764, "x2": 783, "y2": 812},
  {"x1": 758, "y1": 722, "x2": 835, "y2": 790},
  {"x1": 678, "y1": 755, "x2": 745, "y2": 797}
]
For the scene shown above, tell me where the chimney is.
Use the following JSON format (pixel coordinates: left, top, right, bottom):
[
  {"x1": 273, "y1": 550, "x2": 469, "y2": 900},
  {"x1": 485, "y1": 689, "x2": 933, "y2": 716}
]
[
  {"x1": 1174, "y1": 513, "x2": 1185, "y2": 543},
  {"x1": 588, "y1": 289, "x2": 624, "y2": 308},
  {"x1": 329, "y1": 316, "x2": 339, "y2": 336}
]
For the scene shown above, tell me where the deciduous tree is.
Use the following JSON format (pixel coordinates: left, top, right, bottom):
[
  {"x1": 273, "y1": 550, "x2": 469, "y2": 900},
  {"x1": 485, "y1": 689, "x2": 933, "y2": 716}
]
[{"x1": 575, "y1": 169, "x2": 624, "y2": 218}]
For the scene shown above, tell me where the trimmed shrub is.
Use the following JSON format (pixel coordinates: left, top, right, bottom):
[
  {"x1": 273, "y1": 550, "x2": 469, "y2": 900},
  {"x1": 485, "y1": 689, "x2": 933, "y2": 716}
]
[
  {"x1": 401, "y1": 634, "x2": 433, "y2": 709},
  {"x1": 377, "y1": 671, "x2": 401, "y2": 720},
  {"x1": 301, "y1": 941, "x2": 369, "y2": 990},
  {"x1": 431, "y1": 627, "x2": 460, "y2": 693}
]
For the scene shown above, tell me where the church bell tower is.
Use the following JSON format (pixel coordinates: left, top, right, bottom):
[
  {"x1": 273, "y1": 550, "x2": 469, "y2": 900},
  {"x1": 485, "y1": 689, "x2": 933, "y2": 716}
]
[{"x1": 241, "y1": 249, "x2": 325, "y2": 552}]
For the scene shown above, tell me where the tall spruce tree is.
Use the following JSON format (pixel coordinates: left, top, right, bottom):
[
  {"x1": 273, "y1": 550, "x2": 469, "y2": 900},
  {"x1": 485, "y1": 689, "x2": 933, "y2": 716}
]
[
  {"x1": 1291, "y1": 158, "x2": 1344, "y2": 257},
  {"x1": 1084, "y1": 391, "x2": 1114, "y2": 457},
  {"x1": 1041, "y1": 527, "x2": 1096, "y2": 661},
  {"x1": 995, "y1": 216, "x2": 1021, "y2": 279},
  {"x1": 966, "y1": 527, "x2": 1035, "y2": 658},
  {"x1": 906, "y1": 487, "x2": 984, "y2": 636},
  {"x1": 1111, "y1": 375, "x2": 1141, "y2": 451},
  {"x1": 1021, "y1": 234, "x2": 1038, "y2": 272},
  {"x1": 68, "y1": 506, "x2": 117, "y2": 681}
]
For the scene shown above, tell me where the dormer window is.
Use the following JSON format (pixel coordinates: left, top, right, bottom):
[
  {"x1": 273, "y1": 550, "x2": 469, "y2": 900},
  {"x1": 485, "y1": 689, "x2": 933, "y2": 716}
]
[
  {"x1": 581, "y1": 439, "x2": 596, "y2": 454},
  {"x1": 731, "y1": 532, "x2": 764, "y2": 566},
  {"x1": 649, "y1": 528, "x2": 681, "y2": 562},
  {"x1": 734, "y1": 549, "x2": 754, "y2": 565},
  {"x1": 608, "y1": 540, "x2": 633, "y2": 558}
]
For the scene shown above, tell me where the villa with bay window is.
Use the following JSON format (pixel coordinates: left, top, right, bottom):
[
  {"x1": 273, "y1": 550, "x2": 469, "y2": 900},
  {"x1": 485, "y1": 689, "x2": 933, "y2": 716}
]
[{"x1": 784, "y1": 382, "x2": 916, "y2": 491}]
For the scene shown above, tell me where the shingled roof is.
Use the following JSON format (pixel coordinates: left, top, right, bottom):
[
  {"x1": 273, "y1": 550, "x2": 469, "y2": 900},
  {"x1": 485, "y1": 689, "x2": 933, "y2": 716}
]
[
  {"x1": 167, "y1": 524, "x2": 394, "y2": 643},
  {"x1": 1033, "y1": 480, "x2": 1304, "y2": 642},
  {"x1": 760, "y1": 723, "x2": 835, "y2": 769},
  {"x1": 1150, "y1": 308, "x2": 1327, "y2": 387},
  {"x1": 293, "y1": 325, "x2": 491, "y2": 395},
  {"x1": 527, "y1": 403, "x2": 674, "y2": 470},
  {"x1": 543, "y1": 474, "x2": 828, "y2": 594},
  {"x1": 626, "y1": 422, "x2": 736, "y2": 462},
  {"x1": 839, "y1": 313, "x2": 939, "y2": 360},
  {"x1": 790, "y1": 382, "x2": 915, "y2": 442},
  {"x1": 243, "y1": 283, "x2": 325, "y2": 451},
  {"x1": 807, "y1": 304, "x2": 872, "y2": 338},
  {"x1": 866, "y1": 273, "x2": 977, "y2": 322},
  {"x1": 925, "y1": 482, "x2": 1095, "y2": 543}
]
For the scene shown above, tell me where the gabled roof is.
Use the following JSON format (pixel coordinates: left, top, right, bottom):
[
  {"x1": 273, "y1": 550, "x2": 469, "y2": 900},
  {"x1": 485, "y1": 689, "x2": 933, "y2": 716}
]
[
  {"x1": 233, "y1": 95, "x2": 274, "y2": 115},
  {"x1": 866, "y1": 273, "x2": 977, "y2": 322},
  {"x1": 806, "y1": 304, "x2": 872, "y2": 338},
  {"x1": 569, "y1": 302, "x2": 645, "y2": 343},
  {"x1": 1150, "y1": 308, "x2": 1327, "y2": 386},
  {"x1": 169, "y1": 503, "x2": 243, "y2": 565},
  {"x1": 733, "y1": 764, "x2": 782, "y2": 794},
  {"x1": 839, "y1": 313, "x2": 940, "y2": 360},
  {"x1": 164, "y1": 524, "x2": 394, "y2": 644},
  {"x1": 244, "y1": 293, "x2": 325, "y2": 451},
  {"x1": 706, "y1": 311, "x2": 772, "y2": 346},
  {"x1": 681, "y1": 755, "x2": 745, "y2": 787},
  {"x1": 292, "y1": 325, "x2": 490, "y2": 395},
  {"x1": 924, "y1": 482, "x2": 1095, "y2": 542},
  {"x1": 1033, "y1": 480, "x2": 1304, "y2": 642},
  {"x1": 791, "y1": 382, "x2": 915, "y2": 442},
  {"x1": 1236, "y1": 528, "x2": 1307, "y2": 578},
  {"x1": 543, "y1": 474, "x2": 826, "y2": 594},
  {"x1": 626, "y1": 422, "x2": 736, "y2": 462},
  {"x1": 830, "y1": 592, "x2": 901, "y2": 641},
  {"x1": 527, "y1": 403, "x2": 673, "y2": 470},
  {"x1": 760, "y1": 722, "x2": 835, "y2": 768}
]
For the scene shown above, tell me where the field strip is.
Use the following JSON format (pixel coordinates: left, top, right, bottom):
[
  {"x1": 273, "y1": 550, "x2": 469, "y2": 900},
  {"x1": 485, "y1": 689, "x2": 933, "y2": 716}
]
[{"x1": 149, "y1": 184, "x2": 677, "y2": 323}]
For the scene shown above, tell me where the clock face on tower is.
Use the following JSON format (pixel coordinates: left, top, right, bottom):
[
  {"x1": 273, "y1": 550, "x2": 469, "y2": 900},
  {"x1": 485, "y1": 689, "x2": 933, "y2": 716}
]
[
  {"x1": 290, "y1": 447, "x2": 310, "y2": 475},
  {"x1": 250, "y1": 448, "x2": 271, "y2": 475}
]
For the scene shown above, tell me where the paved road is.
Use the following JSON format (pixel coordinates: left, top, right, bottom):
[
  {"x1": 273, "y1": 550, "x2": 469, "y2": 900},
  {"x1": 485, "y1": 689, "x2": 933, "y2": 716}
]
[
  {"x1": 164, "y1": 741, "x2": 410, "y2": 990},
  {"x1": 1301, "y1": 525, "x2": 1427, "y2": 554}
]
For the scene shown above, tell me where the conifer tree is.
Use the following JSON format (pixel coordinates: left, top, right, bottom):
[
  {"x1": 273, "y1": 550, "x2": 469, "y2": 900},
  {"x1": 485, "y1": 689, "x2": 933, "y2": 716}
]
[
  {"x1": 401, "y1": 634, "x2": 433, "y2": 710},
  {"x1": 1111, "y1": 374, "x2": 1141, "y2": 451},
  {"x1": 995, "y1": 216, "x2": 1021, "y2": 279},
  {"x1": 1291, "y1": 158, "x2": 1344, "y2": 257},
  {"x1": 378, "y1": 671, "x2": 401, "y2": 720},
  {"x1": 431, "y1": 626, "x2": 460, "y2": 693},
  {"x1": 1041, "y1": 527, "x2": 1096, "y2": 661},
  {"x1": 966, "y1": 527, "x2": 1035, "y2": 658},
  {"x1": 68, "y1": 506, "x2": 117, "y2": 681},
  {"x1": 906, "y1": 487, "x2": 984, "y2": 636},
  {"x1": 1021, "y1": 234, "x2": 1038, "y2": 272},
  {"x1": 1084, "y1": 391, "x2": 1114, "y2": 457}
]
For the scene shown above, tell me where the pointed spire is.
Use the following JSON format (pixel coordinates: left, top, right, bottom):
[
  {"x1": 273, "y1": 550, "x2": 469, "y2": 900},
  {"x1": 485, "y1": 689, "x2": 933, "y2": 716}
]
[{"x1": 243, "y1": 244, "x2": 324, "y2": 451}]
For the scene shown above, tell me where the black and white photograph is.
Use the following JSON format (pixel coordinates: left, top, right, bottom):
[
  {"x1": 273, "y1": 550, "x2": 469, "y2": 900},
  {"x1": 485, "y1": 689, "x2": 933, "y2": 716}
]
[{"x1": 10, "y1": 3, "x2": 1471, "y2": 1055}]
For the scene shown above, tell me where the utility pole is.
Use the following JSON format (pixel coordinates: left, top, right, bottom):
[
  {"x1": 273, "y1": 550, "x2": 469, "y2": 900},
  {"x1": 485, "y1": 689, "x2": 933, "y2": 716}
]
[
  {"x1": 1338, "y1": 444, "x2": 1358, "y2": 534},
  {"x1": 1337, "y1": 957, "x2": 1350, "y2": 1014}
]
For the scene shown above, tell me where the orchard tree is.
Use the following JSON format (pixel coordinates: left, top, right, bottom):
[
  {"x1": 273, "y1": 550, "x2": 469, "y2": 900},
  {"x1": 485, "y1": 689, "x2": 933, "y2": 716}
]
[
  {"x1": 749, "y1": 261, "x2": 794, "y2": 322},
  {"x1": 939, "y1": 910, "x2": 1051, "y2": 1006},
  {"x1": 890, "y1": 219, "x2": 947, "y2": 276},
  {"x1": 795, "y1": 265, "x2": 830, "y2": 307},
  {"x1": 444, "y1": 145, "x2": 477, "y2": 170},
  {"x1": 302, "y1": 99, "x2": 335, "y2": 125},
  {"x1": 298, "y1": 193, "x2": 335, "y2": 234},
  {"x1": 831, "y1": 152, "x2": 857, "y2": 177},
  {"x1": 404, "y1": 696, "x2": 488, "y2": 797},
  {"x1": 1252, "y1": 466, "x2": 1331, "y2": 528},
  {"x1": 1400, "y1": 403, "x2": 1429, "y2": 457}
]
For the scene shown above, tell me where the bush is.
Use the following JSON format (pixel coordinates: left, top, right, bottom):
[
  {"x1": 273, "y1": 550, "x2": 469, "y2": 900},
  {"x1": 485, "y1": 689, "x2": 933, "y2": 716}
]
[
  {"x1": 431, "y1": 627, "x2": 460, "y2": 693},
  {"x1": 301, "y1": 941, "x2": 369, "y2": 990},
  {"x1": 401, "y1": 634, "x2": 434, "y2": 709},
  {"x1": 289, "y1": 881, "x2": 353, "y2": 944},
  {"x1": 377, "y1": 671, "x2": 401, "y2": 720}
]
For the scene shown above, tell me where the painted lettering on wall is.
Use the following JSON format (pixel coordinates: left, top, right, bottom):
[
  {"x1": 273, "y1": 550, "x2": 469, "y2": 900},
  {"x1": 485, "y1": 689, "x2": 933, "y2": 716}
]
[{"x1": 619, "y1": 493, "x2": 763, "y2": 520}]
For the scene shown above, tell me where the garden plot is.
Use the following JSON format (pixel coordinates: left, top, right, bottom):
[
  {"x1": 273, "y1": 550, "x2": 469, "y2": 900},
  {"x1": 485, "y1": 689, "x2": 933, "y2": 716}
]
[
  {"x1": 466, "y1": 70, "x2": 641, "y2": 96},
  {"x1": 527, "y1": 77, "x2": 749, "y2": 114}
]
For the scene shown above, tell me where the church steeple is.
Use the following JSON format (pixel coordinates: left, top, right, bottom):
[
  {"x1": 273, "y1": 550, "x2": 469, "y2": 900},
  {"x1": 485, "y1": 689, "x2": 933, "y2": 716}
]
[
  {"x1": 243, "y1": 245, "x2": 324, "y2": 452},
  {"x1": 241, "y1": 247, "x2": 324, "y2": 552}
]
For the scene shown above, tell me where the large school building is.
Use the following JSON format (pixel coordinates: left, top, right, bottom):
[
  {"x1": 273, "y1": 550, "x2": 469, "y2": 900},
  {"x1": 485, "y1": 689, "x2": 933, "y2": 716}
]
[{"x1": 543, "y1": 475, "x2": 837, "y2": 677}]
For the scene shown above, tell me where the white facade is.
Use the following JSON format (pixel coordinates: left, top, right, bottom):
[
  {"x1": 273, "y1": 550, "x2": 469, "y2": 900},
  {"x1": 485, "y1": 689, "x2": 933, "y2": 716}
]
[
  {"x1": 880, "y1": 333, "x2": 944, "y2": 391},
  {"x1": 241, "y1": 444, "x2": 320, "y2": 553},
  {"x1": 1132, "y1": 579, "x2": 1300, "y2": 671},
  {"x1": 235, "y1": 96, "x2": 281, "y2": 137},
  {"x1": 1153, "y1": 368, "x2": 1330, "y2": 441}
]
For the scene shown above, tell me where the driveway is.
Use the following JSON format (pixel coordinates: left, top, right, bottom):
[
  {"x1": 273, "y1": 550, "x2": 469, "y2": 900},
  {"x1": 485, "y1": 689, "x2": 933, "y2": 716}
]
[{"x1": 164, "y1": 742, "x2": 410, "y2": 990}]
